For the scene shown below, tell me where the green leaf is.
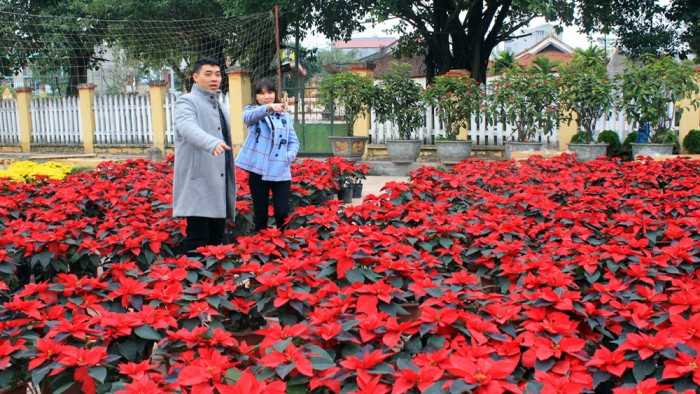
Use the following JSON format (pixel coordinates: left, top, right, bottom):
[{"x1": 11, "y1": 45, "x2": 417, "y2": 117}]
[
  {"x1": 275, "y1": 363, "x2": 295, "y2": 379},
  {"x1": 633, "y1": 358, "x2": 656, "y2": 383},
  {"x1": 311, "y1": 357, "x2": 336, "y2": 370},
  {"x1": 273, "y1": 338, "x2": 292, "y2": 353},
  {"x1": 89, "y1": 366, "x2": 107, "y2": 383},
  {"x1": 346, "y1": 269, "x2": 364, "y2": 284},
  {"x1": 134, "y1": 325, "x2": 162, "y2": 341},
  {"x1": 224, "y1": 368, "x2": 242, "y2": 384},
  {"x1": 31, "y1": 363, "x2": 52, "y2": 386},
  {"x1": 438, "y1": 238, "x2": 453, "y2": 249}
]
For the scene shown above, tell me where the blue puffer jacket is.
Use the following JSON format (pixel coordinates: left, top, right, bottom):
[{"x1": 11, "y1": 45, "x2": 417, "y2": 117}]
[{"x1": 235, "y1": 105, "x2": 299, "y2": 181}]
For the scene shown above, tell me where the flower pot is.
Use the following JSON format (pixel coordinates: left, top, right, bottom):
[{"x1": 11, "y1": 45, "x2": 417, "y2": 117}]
[
  {"x1": 631, "y1": 143, "x2": 674, "y2": 159},
  {"x1": 341, "y1": 186, "x2": 353, "y2": 203},
  {"x1": 436, "y1": 140, "x2": 472, "y2": 163},
  {"x1": 352, "y1": 182, "x2": 363, "y2": 198},
  {"x1": 504, "y1": 141, "x2": 543, "y2": 160},
  {"x1": 386, "y1": 140, "x2": 421, "y2": 163},
  {"x1": 329, "y1": 136, "x2": 369, "y2": 162},
  {"x1": 568, "y1": 143, "x2": 609, "y2": 162}
]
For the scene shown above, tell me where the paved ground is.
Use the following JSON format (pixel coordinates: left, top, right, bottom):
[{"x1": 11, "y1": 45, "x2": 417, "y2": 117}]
[{"x1": 350, "y1": 175, "x2": 409, "y2": 205}]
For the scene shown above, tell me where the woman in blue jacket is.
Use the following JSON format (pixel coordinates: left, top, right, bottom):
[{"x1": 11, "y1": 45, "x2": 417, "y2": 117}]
[{"x1": 236, "y1": 79, "x2": 299, "y2": 232}]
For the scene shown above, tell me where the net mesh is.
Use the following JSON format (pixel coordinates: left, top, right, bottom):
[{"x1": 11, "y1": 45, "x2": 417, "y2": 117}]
[{"x1": 0, "y1": 10, "x2": 277, "y2": 95}]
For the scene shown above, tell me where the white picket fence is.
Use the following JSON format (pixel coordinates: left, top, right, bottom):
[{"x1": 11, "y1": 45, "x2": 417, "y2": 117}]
[
  {"x1": 31, "y1": 97, "x2": 81, "y2": 145},
  {"x1": 0, "y1": 100, "x2": 19, "y2": 145},
  {"x1": 165, "y1": 92, "x2": 228, "y2": 145},
  {"x1": 369, "y1": 106, "x2": 647, "y2": 149},
  {"x1": 95, "y1": 95, "x2": 152, "y2": 145},
  {"x1": 370, "y1": 106, "x2": 559, "y2": 148}
]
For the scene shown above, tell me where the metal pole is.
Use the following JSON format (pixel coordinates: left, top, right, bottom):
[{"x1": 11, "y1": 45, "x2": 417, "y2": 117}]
[{"x1": 273, "y1": 5, "x2": 283, "y2": 97}]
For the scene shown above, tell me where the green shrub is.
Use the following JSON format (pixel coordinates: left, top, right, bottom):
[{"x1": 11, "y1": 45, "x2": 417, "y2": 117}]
[
  {"x1": 570, "y1": 131, "x2": 588, "y2": 144},
  {"x1": 682, "y1": 129, "x2": 700, "y2": 153},
  {"x1": 651, "y1": 128, "x2": 679, "y2": 144},
  {"x1": 597, "y1": 130, "x2": 621, "y2": 156}
]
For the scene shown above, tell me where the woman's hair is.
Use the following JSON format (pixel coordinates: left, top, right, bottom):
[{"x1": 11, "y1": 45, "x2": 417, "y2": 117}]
[{"x1": 253, "y1": 78, "x2": 279, "y2": 104}]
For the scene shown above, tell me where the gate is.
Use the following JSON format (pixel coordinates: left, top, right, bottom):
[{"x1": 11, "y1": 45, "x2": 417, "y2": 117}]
[{"x1": 286, "y1": 79, "x2": 347, "y2": 155}]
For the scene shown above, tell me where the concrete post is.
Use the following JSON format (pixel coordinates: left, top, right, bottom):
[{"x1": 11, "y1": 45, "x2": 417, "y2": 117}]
[
  {"x1": 226, "y1": 67, "x2": 252, "y2": 155},
  {"x1": 77, "y1": 83, "x2": 96, "y2": 154},
  {"x1": 148, "y1": 81, "x2": 168, "y2": 160},
  {"x1": 15, "y1": 88, "x2": 32, "y2": 153}
]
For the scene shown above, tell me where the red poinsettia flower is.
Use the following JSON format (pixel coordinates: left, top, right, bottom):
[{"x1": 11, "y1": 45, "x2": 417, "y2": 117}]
[
  {"x1": 176, "y1": 347, "x2": 235, "y2": 386},
  {"x1": 612, "y1": 378, "x2": 671, "y2": 394},
  {"x1": 0, "y1": 338, "x2": 25, "y2": 369},
  {"x1": 259, "y1": 343, "x2": 313, "y2": 377},
  {"x1": 446, "y1": 354, "x2": 520, "y2": 393},
  {"x1": 28, "y1": 337, "x2": 63, "y2": 370},
  {"x1": 586, "y1": 347, "x2": 633, "y2": 377},
  {"x1": 393, "y1": 366, "x2": 443, "y2": 394},
  {"x1": 215, "y1": 370, "x2": 286, "y2": 394},
  {"x1": 662, "y1": 351, "x2": 700, "y2": 385}
]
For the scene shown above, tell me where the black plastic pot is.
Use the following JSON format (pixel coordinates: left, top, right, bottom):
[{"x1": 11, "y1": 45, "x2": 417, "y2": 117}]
[
  {"x1": 342, "y1": 187, "x2": 353, "y2": 203},
  {"x1": 352, "y1": 182, "x2": 363, "y2": 198}
]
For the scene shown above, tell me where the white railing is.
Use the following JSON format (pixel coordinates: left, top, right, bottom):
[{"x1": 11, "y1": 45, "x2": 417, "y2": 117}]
[
  {"x1": 0, "y1": 100, "x2": 19, "y2": 145},
  {"x1": 95, "y1": 95, "x2": 152, "y2": 145},
  {"x1": 30, "y1": 97, "x2": 81, "y2": 145},
  {"x1": 369, "y1": 107, "x2": 559, "y2": 148},
  {"x1": 166, "y1": 92, "x2": 228, "y2": 145},
  {"x1": 369, "y1": 106, "x2": 647, "y2": 149}
]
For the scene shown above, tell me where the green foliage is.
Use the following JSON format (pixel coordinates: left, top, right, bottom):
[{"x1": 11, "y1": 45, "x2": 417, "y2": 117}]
[
  {"x1": 683, "y1": 129, "x2": 700, "y2": 154},
  {"x1": 424, "y1": 74, "x2": 482, "y2": 140},
  {"x1": 372, "y1": 63, "x2": 425, "y2": 140},
  {"x1": 576, "y1": 0, "x2": 693, "y2": 58},
  {"x1": 492, "y1": 51, "x2": 515, "y2": 74},
  {"x1": 620, "y1": 131, "x2": 638, "y2": 158},
  {"x1": 488, "y1": 65, "x2": 560, "y2": 142},
  {"x1": 570, "y1": 131, "x2": 589, "y2": 144},
  {"x1": 318, "y1": 72, "x2": 374, "y2": 136},
  {"x1": 619, "y1": 55, "x2": 699, "y2": 140},
  {"x1": 650, "y1": 127, "x2": 679, "y2": 144},
  {"x1": 559, "y1": 47, "x2": 614, "y2": 143},
  {"x1": 597, "y1": 130, "x2": 622, "y2": 156}
]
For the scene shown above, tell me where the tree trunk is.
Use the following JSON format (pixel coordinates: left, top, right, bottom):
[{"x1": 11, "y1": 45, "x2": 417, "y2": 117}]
[{"x1": 67, "y1": 54, "x2": 90, "y2": 97}]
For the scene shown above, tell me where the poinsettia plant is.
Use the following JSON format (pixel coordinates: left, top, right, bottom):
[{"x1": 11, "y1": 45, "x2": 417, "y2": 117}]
[{"x1": 1, "y1": 154, "x2": 700, "y2": 394}]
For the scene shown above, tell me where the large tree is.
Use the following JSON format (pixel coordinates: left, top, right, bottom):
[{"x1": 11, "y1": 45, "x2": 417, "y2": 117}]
[
  {"x1": 0, "y1": 0, "x2": 109, "y2": 95},
  {"x1": 363, "y1": 0, "x2": 575, "y2": 83},
  {"x1": 577, "y1": 0, "x2": 699, "y2": 58}
]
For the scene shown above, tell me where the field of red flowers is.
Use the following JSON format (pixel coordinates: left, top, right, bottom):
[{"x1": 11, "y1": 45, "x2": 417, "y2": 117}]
[{"x1": 1, "y1": 154, "x2": 699, "y2": 394}]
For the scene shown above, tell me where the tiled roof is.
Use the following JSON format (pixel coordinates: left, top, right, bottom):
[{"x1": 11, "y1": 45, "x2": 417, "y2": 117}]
[{"x1": 333, "y1": 37, "x2": 397, "y2": 49}]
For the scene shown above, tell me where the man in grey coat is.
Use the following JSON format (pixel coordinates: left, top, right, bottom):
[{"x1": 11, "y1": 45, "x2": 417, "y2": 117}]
[{"x1": 172, "y1": 57, "x2": 235, "y2": 252}]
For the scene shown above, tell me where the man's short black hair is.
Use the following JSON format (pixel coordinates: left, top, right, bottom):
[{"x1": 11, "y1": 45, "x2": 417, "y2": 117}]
[{"x1": 193, "y1": 57, "x2": 221, "y2": 74}]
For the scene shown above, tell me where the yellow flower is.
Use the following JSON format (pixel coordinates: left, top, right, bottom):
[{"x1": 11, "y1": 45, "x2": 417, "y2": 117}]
[{"x1": 0, "y1": 161, "x2": 73, "y2": 182}]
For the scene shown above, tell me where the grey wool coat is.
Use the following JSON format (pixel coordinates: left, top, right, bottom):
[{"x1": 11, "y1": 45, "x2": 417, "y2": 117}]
[{"x1": 172, "y1": 84, "x2": 236, "y2": 219}]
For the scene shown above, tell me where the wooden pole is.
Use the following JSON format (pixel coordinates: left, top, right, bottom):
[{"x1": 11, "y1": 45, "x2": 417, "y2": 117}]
[{"x1": 273, "y1": 5, "x2": 283, "y2": 97}]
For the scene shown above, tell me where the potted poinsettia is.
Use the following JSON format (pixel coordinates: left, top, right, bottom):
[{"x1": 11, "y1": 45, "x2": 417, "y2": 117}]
[
  {"x1": 373, "y1": 63, "x2": 425, "y2": 163},
  {"x1": 318, "y1": 71, "x2": 374, "y2": 161},
  {"x1": 424, "y1": 71, "x2": 482, "y2": 163},
  {"x1": 487, "y1": 63, "x2": 560, "y2": 159},
  {"x1": 559, "y1": 47, "x2": 615, "y2": 162},
  {"x1": 618, "y1": 55, "x2": 699, "y2": 158}
]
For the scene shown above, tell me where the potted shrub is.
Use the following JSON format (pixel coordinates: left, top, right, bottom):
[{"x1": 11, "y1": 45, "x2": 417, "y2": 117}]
[
  {"x1": 618, "y1": 55, "x2": 699, "y2": 158},
  {"x1": 596, "y1": 129, "x2": 622, "y2": 157},
  {"x1": 424, "y1": 72, "x2": 482, "y2": 163},
  {"x1": 559, "y1": 47, "x2": 615, "y2": 162},
  {"x1": 319, "y1": 71, "x2": 374, "y2": 161},
  {"x1": 373, "y1": 63, "x2": 425, "y2": 163},
  {"x1": 488, "y1": 64, "x2": 559, "y2": 159},
  {"x1": 683, "y1": 129, "x2": 700, "y2": 154}
]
